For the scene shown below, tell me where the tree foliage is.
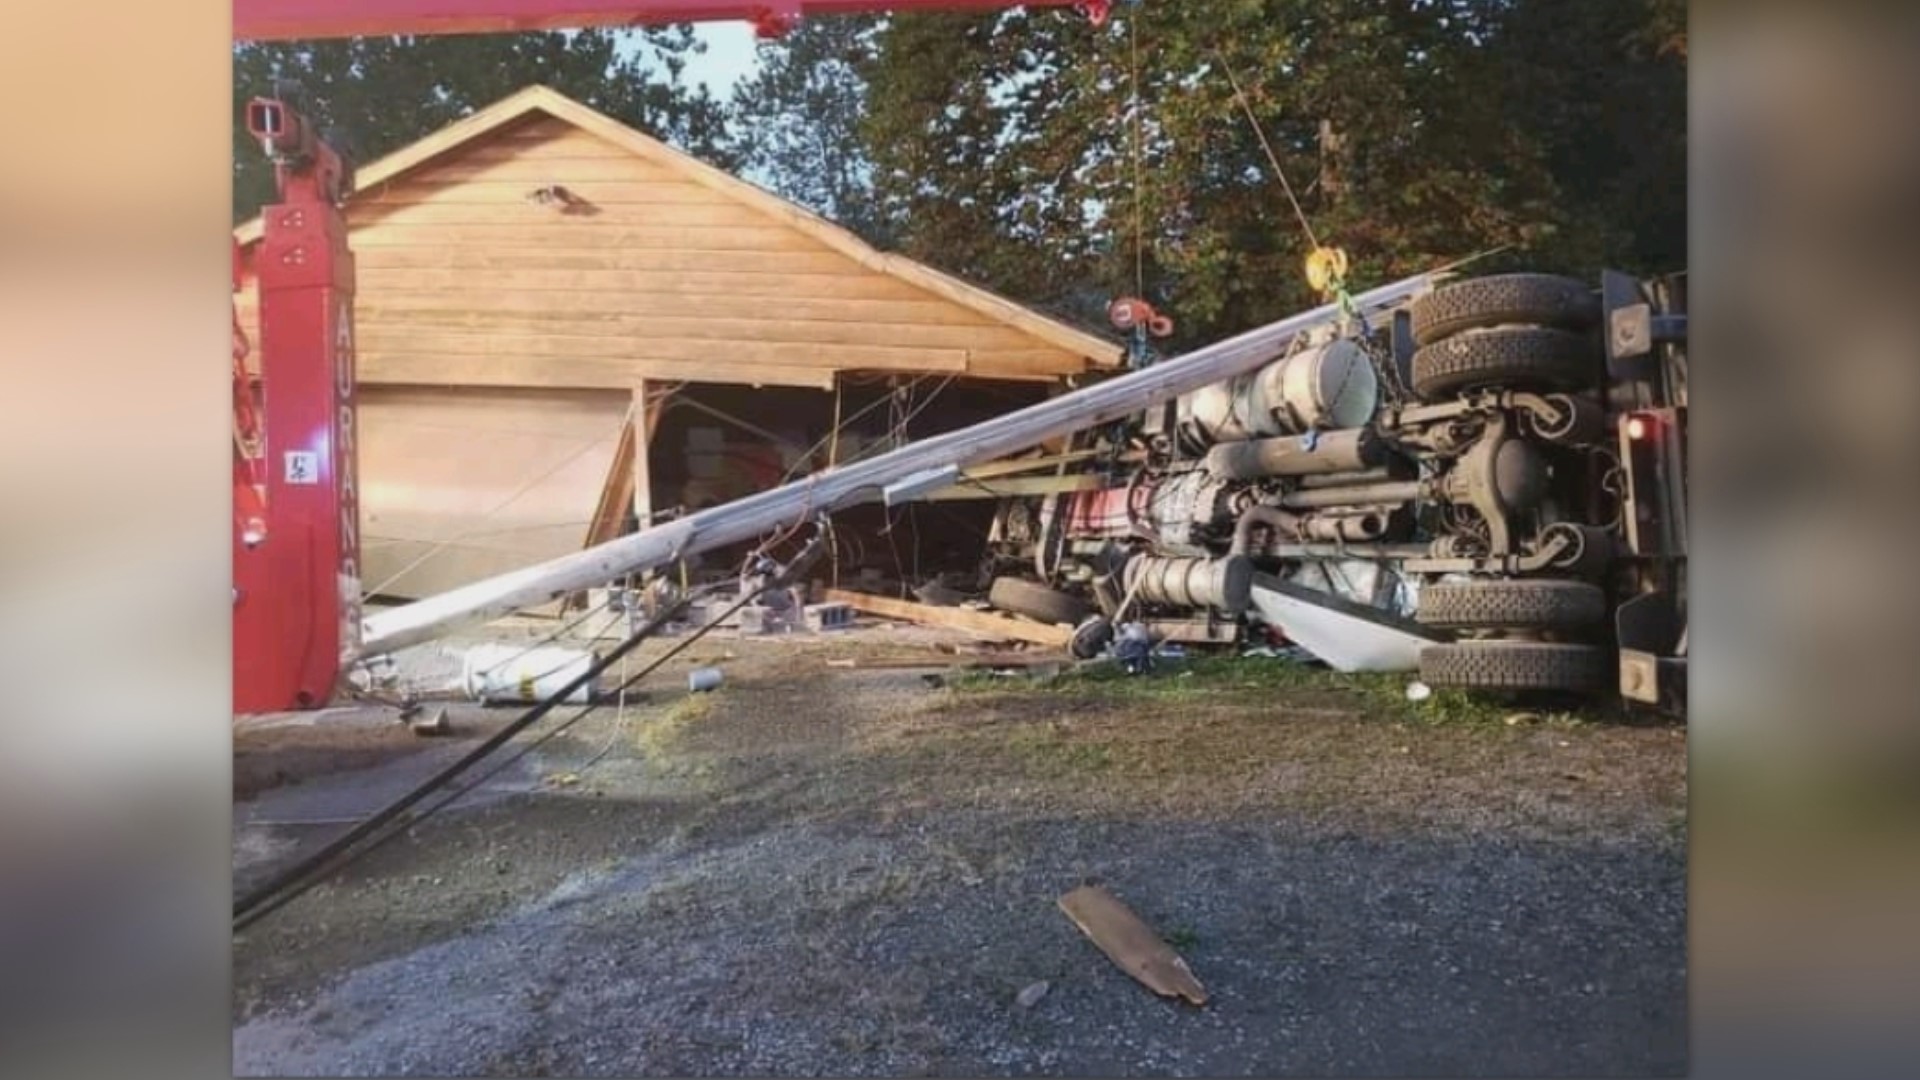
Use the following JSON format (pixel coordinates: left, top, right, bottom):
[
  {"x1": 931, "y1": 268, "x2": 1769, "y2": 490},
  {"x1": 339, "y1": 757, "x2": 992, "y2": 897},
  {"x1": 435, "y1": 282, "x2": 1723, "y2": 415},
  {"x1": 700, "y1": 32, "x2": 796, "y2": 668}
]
[
  {"x1": 728, "y1": 16, "x2": 890, "y2": 244},
  {"x1": 232, "y1": 29, "x2": 730, "y2": 222},
  {"x1": 848, "y1": 0, "x2": 1685, "y2": 346}
]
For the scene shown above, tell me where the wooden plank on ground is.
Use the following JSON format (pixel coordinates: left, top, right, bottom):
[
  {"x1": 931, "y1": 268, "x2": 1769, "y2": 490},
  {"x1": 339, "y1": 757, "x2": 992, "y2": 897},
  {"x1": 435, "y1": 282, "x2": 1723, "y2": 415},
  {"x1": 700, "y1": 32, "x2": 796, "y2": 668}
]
[
  {"x1": 1058, "y1": 885, "x2": 1209, "y2": 1006},
  {"x1": 821, "y1": 589, "x2": 1074, "y2": 647}
]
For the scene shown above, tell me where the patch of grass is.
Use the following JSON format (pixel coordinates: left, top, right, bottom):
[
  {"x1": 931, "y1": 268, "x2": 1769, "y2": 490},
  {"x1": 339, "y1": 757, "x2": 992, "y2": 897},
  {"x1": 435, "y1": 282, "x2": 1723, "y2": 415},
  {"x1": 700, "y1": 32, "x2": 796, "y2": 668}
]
[
  {"x1": 1164, "y1": 925, "x2": 1200, "y2": 949},
  {"x1": 1005, "y1": 724, "x2": 1113, "y2": 776},
  {"x1": 948, "y1": 653, "x2": 1615, "y2": 730},
  {"x1": 634, "y1": 691, "x2": 715, "y2": 757}
]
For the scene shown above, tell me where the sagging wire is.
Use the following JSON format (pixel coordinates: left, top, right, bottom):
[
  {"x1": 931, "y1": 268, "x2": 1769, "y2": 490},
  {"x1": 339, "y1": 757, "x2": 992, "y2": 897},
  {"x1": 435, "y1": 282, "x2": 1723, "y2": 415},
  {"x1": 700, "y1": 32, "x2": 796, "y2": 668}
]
[
  {"x1": 777, "y1": 375, "x2": 932, "y2": 486},
  {"x1": 1212, "y1": 47, "x2": 1323, "y2": 259},
  {"x1": 1128, "y1": 1, "x2": 1146, "y2": 300}
]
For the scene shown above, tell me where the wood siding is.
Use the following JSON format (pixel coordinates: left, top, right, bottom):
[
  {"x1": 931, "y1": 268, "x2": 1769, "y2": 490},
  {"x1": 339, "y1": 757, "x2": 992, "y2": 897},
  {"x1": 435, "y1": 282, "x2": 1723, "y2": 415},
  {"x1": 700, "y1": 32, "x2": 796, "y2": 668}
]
[{"x1": 236, "y1": 113, "x2": 1099, "y2": 388}]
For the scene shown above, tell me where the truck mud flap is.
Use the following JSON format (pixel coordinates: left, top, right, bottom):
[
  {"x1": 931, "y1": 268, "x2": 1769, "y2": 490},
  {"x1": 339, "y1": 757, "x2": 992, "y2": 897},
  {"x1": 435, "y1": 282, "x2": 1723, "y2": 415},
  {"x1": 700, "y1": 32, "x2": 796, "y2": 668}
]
[{"x1": 1248, "y1": 572, "x2": 1450, "y2": 673}]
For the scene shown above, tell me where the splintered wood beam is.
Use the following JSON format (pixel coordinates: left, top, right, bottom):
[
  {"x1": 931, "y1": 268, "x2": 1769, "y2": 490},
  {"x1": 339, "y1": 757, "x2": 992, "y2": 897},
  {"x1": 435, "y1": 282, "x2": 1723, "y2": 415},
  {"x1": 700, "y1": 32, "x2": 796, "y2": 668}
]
[
  {"x1": 961, "y1": 449, "x2": 1106, "y2": 480},
  {"x1": 917, "y1": 473, "x2": 1104, "y2": 502},
  {"x1": 820, "y1": 589, "x2": 1074, "y2": 647},
  {"x1": 581, "y1": 416, "x2": 637, "y2": 549}
]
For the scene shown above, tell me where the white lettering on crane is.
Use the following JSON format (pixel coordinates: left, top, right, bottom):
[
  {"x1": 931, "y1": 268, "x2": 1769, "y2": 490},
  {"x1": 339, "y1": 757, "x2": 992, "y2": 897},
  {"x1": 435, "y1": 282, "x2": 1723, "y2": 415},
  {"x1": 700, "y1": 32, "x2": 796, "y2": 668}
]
[{"x1": 336, "y1": 297, "x2": 363, "y2": 652}]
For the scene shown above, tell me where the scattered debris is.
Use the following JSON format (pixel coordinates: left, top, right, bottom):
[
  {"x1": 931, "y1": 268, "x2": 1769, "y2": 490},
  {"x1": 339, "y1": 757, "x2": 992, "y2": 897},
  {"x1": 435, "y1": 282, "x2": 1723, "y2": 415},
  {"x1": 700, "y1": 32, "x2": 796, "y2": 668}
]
[
  {"x1": 822, "y1": 588, "x2": 1074, "y2": 648},
  {"x1": 1505, "y1": 711, "x2": 1542, "y2": 726},
  {"x1": 824, "y1": 653, "x2": 1065, "y2": 673},
  {"x1": 463, "y1": 643, "x2": 599, "y2": 705},
  {"x1": 736, "y1": 604, "x2": 794, "y2": 635},
  {"x1": 1112, "y1": 623, "x2": 1156, "y2": 675},
  {"x1": 913, "y1": 581, "x2": 966, "y2": 607},
  {"x1": 803, "y1": 602, "x2": 855, "y2": 632},
  {"x1": 544, "y1": 772, "x2": 581, "y2": 788},
  {"x1": 1405, "y1": 681, "x2": 1434, "y2": 703},
  {"x1": 1057, "y1": 884, "x2": 1208, "y2": 1006},
  {"x1": 1015, "y1": 980, "x2": 1052, "y2": 1009},
  {"x1": 1243, "y1": 644, "x2": 1319, "y2": 664},
  {"x1": 408, "y1": 708, "x2": 452, "y2": 737}
]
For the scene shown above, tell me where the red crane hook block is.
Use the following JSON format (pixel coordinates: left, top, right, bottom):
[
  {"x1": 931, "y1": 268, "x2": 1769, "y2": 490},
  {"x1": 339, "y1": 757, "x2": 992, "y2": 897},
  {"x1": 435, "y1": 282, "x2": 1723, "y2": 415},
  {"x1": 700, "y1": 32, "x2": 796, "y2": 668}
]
[{"x1": 1108, "y1": 296, "x2": 1175, "y2": 338}]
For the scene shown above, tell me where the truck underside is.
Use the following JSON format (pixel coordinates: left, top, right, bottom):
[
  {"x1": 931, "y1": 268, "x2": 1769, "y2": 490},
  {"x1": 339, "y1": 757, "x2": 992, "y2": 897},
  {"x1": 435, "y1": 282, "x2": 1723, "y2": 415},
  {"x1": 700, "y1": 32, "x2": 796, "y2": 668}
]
[{"x1": 979, "y1": 269, "x2": 1689, "y2": 714}]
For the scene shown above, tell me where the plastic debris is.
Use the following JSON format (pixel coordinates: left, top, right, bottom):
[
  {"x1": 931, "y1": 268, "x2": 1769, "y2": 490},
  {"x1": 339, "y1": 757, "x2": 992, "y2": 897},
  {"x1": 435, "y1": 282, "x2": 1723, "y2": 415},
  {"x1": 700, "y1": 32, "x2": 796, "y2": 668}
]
[
  {"x1": 1112, "y1": 622, "x2": 1156, "y2": 675},
  {"x1": 408, "y1": 707, "x2": 452, "y2": 737}
]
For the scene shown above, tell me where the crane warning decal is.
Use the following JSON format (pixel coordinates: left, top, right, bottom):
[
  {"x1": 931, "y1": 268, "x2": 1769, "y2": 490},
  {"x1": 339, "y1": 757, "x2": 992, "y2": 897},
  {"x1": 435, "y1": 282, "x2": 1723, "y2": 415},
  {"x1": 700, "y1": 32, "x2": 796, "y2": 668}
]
[{"x1": 285, "y1": 451, "x2": 319, "y2": 485}]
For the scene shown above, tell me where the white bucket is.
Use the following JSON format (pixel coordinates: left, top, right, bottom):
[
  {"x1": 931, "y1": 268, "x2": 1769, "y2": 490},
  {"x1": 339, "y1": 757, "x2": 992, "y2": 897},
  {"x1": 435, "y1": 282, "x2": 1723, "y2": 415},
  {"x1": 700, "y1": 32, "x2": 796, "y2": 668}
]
[
  {"x1": 687, "y1": 667, "x2": 723, "y2": 693},
  {"x1": 462, "y1": 643, "x2": 599, "y2": 705}
]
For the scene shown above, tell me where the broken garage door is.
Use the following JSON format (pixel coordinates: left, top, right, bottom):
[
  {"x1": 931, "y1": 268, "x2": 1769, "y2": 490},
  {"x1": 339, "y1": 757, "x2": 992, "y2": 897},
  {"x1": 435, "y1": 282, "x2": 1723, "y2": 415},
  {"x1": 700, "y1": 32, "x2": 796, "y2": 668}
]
[{"x1": 358, "y1": 386, "x2": 630, "y2": 600}]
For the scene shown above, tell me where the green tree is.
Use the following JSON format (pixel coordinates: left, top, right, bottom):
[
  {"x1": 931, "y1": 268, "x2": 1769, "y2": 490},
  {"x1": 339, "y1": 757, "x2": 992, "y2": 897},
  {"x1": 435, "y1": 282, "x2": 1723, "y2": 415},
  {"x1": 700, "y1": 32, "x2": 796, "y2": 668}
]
[
  {"x1": 232, "y1": 28, "x2": 732, "y2": 222},
  {"x1": 1485, "y1": 0, "x2": 1688, "y2": 274},
  {"x1": 857, "y1": 0, "x2": 1685, "y2": 347},
  {"x1": 729, "y1": 15, "x2": 891, "y2": 243},
  {"x1": 856, "y1": 9, "x2": 1114, "y2": 330}
]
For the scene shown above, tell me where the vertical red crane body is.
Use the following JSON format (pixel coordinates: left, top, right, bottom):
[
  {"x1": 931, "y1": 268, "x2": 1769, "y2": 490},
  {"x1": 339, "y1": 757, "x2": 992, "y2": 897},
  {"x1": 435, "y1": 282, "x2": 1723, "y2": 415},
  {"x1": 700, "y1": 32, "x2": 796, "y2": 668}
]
[{"x1": 233, "y1": 99, "x2": 361, "y2": 712}]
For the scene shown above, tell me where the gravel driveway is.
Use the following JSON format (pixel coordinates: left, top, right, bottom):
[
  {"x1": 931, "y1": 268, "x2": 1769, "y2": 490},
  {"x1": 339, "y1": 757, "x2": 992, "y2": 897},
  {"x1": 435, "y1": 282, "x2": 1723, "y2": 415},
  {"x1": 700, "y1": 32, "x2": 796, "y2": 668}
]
[{"x1": 233, "y1": 630, "x2": 1687, "y2": 1076}]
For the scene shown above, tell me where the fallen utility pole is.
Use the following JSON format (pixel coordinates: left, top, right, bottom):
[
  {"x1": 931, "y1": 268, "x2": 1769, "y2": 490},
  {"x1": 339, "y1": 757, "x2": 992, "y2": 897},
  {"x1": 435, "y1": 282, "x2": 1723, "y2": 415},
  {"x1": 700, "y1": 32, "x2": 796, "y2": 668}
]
[{"x1": 358, "y1": 272, "x2": 1443, "y2": 659}]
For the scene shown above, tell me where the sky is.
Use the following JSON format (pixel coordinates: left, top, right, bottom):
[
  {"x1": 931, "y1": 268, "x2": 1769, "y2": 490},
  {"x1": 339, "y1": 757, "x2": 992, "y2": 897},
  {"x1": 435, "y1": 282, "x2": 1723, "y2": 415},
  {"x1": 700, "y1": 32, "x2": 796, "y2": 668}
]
[{"x1": 680, "y1": 23, "x2": 765, "y2": 97}]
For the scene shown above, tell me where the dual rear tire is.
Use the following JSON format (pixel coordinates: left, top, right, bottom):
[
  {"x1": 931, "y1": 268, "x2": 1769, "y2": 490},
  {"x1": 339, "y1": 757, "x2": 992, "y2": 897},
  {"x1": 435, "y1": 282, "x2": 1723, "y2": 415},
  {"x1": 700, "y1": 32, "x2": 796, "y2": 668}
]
[
  {"x1": 1416, "y1": 578, "x2": 1609, "y2": 695},
  {"x1": 1407, "y1": 273, "x2": 1603, "y2": 400}
]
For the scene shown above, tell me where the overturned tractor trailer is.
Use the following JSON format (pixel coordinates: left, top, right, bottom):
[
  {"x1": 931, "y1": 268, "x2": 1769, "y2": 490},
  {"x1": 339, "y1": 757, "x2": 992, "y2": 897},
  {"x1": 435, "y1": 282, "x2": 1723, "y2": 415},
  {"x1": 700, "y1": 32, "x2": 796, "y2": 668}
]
[{"x1": 983, "y1": 270, "x2": 1688, "y2": 714}]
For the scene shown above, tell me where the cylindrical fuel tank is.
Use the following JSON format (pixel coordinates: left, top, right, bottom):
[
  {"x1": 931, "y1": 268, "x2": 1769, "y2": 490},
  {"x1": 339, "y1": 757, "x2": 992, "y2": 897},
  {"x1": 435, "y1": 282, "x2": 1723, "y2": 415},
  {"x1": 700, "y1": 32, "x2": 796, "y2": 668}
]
[
  {"x1": 1204, "y1": 428, "x2": 1388, "y2": 480},
  {"x1": 1176, "y1": 338, "x2": 1379, "y2": 451},
  {"x1": 1123, "y1": 554, "x2": 1255, "y2": 614}
]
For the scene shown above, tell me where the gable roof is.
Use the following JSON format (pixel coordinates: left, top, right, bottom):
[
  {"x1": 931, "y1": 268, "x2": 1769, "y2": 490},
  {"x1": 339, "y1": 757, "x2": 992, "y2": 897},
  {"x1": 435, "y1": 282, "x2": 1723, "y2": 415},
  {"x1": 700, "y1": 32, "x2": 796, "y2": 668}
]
[{"x1": 236, "y1": 84, "x2": 1120, "y2": 366}]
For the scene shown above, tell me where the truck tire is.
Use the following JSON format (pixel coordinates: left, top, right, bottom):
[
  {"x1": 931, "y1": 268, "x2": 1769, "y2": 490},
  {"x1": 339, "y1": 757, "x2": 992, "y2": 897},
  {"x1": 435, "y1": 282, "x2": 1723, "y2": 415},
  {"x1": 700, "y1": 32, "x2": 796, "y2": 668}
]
[
  {"x1": 1410, "y1": 273, "x2": 1600, "y2": 347},
  {"x1": 989, "y1": 576, "x2": 1092, "y2": 626},
  {"x1": 1418, "y1": 641, "x2": 1608, "y2": 694},
  {"x1": 1411, "y1": 326, "x2": 1598, "y2": 400},
  {"x1": 1069, "y1": 615, "x2": 1115, "y2": 660},
  {"x1": 1416, "y1": 579, "x2": 1607, "y2": 631}
]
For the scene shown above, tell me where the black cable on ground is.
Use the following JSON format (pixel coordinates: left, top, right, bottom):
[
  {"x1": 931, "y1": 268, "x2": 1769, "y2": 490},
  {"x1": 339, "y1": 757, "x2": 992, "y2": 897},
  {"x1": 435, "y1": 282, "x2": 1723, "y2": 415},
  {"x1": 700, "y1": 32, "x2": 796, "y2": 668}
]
[
  {"x1": 233, "y1": 597, "x2": 692, "y2": 930},
  {"x1": 234, "y1": 527, "x2": 827, "y2": 931}
]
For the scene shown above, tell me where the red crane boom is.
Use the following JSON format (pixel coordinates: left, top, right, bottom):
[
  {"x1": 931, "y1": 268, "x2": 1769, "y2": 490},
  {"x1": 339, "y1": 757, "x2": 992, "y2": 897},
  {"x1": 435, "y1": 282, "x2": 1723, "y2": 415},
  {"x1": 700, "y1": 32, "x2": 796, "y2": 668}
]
[{"x1": 237, "y1": 0, "x2": 1109, "y2": 41}]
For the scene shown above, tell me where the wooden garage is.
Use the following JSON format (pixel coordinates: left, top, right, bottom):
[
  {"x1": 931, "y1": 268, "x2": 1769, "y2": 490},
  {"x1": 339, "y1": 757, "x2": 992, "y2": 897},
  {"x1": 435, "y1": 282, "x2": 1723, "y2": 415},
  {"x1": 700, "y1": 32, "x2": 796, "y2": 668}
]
[{"x1": 234, "y1": 85, "x2": 1120, "y2": 600}]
